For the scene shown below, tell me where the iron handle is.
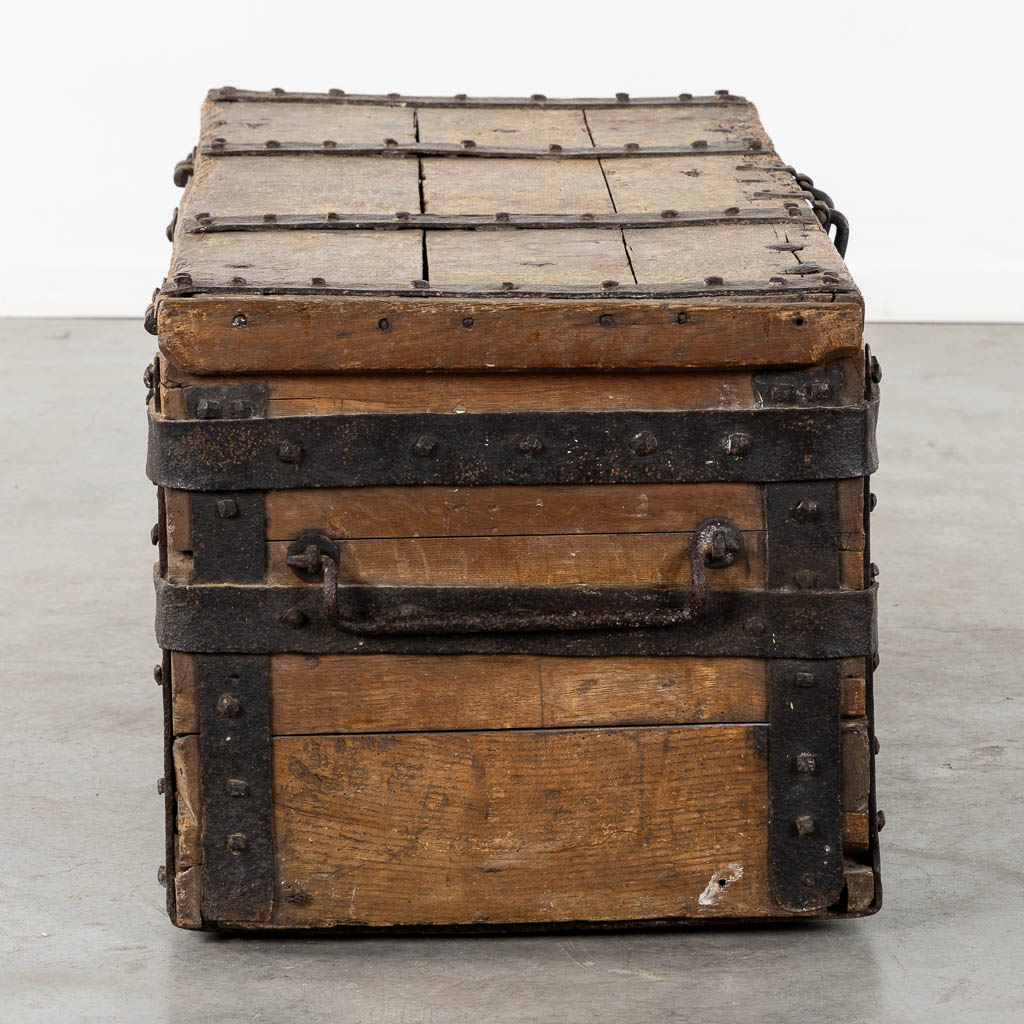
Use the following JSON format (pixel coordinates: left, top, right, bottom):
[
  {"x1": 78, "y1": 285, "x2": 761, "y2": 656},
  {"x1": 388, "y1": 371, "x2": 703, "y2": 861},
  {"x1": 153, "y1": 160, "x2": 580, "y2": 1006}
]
[{"x1": 286, "y1": 518, "x2": 743, "y2": 637}]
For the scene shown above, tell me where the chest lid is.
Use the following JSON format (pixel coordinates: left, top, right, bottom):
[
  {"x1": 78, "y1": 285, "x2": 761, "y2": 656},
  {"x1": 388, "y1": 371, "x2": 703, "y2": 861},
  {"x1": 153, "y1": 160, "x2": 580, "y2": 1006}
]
[{"x1": 153, "y1": 89, "x2": 861, "y2": 374}]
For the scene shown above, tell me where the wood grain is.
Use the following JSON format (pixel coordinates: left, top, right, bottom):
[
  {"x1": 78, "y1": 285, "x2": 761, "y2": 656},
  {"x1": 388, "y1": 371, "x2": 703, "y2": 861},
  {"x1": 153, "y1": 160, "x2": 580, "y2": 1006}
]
[
  {"x1": 416, "y1": 107, "x2": 593, "y2": 148},
  {"x1": 271, "y1": 725, "x2": 770, "y2": 925},
  {"x1": 270, "y1": 654, "x2": 769, "y2": 734},
  {"x1": 584, "y1": 105, "x2": 771, "y2": 149},
  {"x1": 157, "y1": 296, "x2": 864, "y2": 374},
  {"x1": 266, "y1": 530, "x2": 763, "y2": 587},
  {"x1": 264, "y1": 483, "x2": 765, "y2": 540},
  {"x1": 173, "y1": 735, "x2": 201, "y2": 869},
  {"x1": 842, "y1": 812, "x2": 870, "y2": 853},
  {"x1": 171, "y1": 651, "x2": 199, "y2": 735}
]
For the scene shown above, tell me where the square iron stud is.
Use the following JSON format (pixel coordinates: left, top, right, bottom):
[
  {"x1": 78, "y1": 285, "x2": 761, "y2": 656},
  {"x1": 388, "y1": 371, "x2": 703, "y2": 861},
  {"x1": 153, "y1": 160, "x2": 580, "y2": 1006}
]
[{"x1": 216, "y1": 498, "x2": 238, "y2": 519}]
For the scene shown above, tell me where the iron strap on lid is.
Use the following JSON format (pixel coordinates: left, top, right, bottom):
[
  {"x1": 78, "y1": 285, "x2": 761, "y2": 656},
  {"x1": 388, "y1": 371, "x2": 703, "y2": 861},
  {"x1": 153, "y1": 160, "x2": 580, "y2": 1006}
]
[{"x1": 147, "y1": 400, "x2": 878, "y2": 491}]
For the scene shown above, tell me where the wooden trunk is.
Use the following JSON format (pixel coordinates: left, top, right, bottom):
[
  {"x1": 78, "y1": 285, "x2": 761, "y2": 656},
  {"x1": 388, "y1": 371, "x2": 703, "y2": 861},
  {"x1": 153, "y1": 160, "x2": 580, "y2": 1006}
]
[{"x1": 147, "y1": 88, "x2": 882, "y2": 930}]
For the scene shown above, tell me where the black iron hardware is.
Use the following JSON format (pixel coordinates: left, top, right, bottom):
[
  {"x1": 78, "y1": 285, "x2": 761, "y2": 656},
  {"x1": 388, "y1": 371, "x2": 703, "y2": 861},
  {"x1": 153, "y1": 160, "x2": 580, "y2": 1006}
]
[
  {"x1": 173, "y1": 148, "x2": 196, "y2": 187},
  {"x1": 786, "y1": 168, "x2": 850, "y2": 258}
]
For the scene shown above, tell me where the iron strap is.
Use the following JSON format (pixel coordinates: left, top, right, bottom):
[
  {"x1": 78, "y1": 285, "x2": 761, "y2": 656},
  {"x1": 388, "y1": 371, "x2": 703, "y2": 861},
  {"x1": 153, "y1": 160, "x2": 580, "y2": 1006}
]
[
  {"x1": 201, "y1": 141, "x2": 768, "y2": 159},
  {"x1": 155, "y1": 578, "x2": 876, "y2": 658},
  {"x1": 208, "y1": 89, "x2": 749, "y2": 108},
  {"x1": 183, "y1": 208, "x2": 811, "y2": 234},
  {"x1": 147, "y1": 402, "x2": 878, "y2": 491}
]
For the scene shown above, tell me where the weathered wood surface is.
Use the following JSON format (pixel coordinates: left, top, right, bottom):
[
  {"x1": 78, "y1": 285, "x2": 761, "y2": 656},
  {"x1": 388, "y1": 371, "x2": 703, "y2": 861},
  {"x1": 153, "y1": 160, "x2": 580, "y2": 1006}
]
[
  {"x1": 157, "y1": 297, "x2": 862, "y2": 373},
  {"x1": 270, "y1": 654, "x2": 768, "y2": 734},
  {"x1": 264, "y1": 483, "x2": 765, "y2": 539},
  {"x1": 172, "y1": 735, "x2": 201, "y2": 868},
  {"x1": 265, "y1": 530, "x2": 763, "y2": 588},
  {"x1": 416, "y1": 107, "x2": 593, "y2": 148},
  {"x1": 271, "y1": 725, "x2": 770, "y2": 925}
]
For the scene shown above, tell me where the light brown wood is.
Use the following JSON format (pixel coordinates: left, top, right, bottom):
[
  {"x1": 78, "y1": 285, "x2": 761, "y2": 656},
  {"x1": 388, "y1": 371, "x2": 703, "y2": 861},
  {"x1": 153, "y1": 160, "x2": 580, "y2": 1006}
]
[
  {"x1": 843, "y1": 859, "x2": 875, "y2": 913},
  {"x1": 171, "y1": 651, "x2": 198, "y2": 735},
  {"x1": 164, "y1": 489, "x2": 191, "y2": 550},
  {"x1": 841, "y1": 676, "x2": 868, "y2": 719},
  {"x1": 271, "y1": 725, "x2": 770, "y2": 925},
  {"x1": 842, "y1": 812, "x2": 870, "y2": 853},
  {"x1": 174, "y1": 866, "x2": 203, "y2": 929},
  {"x1": 173, "y1": 735, "x2": 201, "y2": 869},
  {"x1": 416, "y1": 107, "x2": 593, "y2": 148},
  {"x1": 157, "y1": 296, "x2": 863, "y2": 374},
  {"x1": 266, "y1": 530, "x2": 763, "y2": 587},
  {"x1": 837, "y1": 477, "x2": 866, "y2": 589},
  {"x1": 264, "y1": 483, "x2": 765, "y2": 540},
  {"x1": 270, "y1": 654, "x2": 769, "y2": 734}
]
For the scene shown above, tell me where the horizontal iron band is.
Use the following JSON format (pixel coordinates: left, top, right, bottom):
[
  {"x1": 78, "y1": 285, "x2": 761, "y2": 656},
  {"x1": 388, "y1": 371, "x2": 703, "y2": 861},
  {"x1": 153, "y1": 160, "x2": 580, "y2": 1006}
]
[
  {"x1": 201, "y1": 141, "x2": 768, "y2": 159},
  {"x1": 184, "y1": 208, "x2": 810, "y2": 234},
  {"x1": 208, "y1": 90, "x2": 749, "y2": 109},
  {"x1": 160, "y1": 276, "x2": 855, "y2": 301},
  {"x1": 147, "y1": 402, "x2": 879, "y2": 491},
  {"x1": 156, "y1": 579, "x2": 877, "y2": 658}
]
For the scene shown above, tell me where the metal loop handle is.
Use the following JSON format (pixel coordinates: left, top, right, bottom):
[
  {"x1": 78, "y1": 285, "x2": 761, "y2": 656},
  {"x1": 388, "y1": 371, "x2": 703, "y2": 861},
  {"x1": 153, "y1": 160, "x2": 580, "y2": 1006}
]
[{"x1": 289, "y1": 518, "x2": 743, "y2": 637}]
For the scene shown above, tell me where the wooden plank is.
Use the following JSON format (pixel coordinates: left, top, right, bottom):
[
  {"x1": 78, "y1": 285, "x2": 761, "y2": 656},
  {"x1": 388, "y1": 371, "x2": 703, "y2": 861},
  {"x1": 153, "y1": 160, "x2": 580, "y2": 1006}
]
[
  {"x1": 173, "y1": 735, "x2": 201, "y2": 869},
  {"x1": 171, "y1": 651, "x2": 198, "y2": 735},
  {"x1": 265, "y1": 483, "x2": 765, "y2": 539},
  {"x1": 256, "y1": 371, "x2": 758, "y2": 414},
  {"x1": 174, "y1": 866, "x2": 203, "y2": 929},
  {"x1": 183, "y1": 155, "x2": 420, "y2": 219},
  {"x1": 271, "y1": 725, "x2": 770, "y2": 925},
  {"x1": 840, "y1": 551, "x2": 865, "y2": 590},
  {"x1": 842, "y1": 723, "x2": 872, "y2": 813},
  {"x1": 164, "y1": 489, "x2": 191, "y2": 550},
  {"x1": 421, "y1": 158, "x2": 613, "y2": 214},
  {"x1": 270, "y1": 654, "x2": 769, "y2": 734},
  {"x1": 201, "y1": 99, "x2": 417, "y2": 146},
  {"x1": 416, "y1": 107, "x2": 593, "y2": 148},
  {"x1": 266, "y1": 530, "x2": 764, "y2": 588},
  {"x1": 426, "y1": 230, "x2": 632, "y2": 287},
  {"x1": 841, "y1": 675, "x2": 868, "y2": 719},
  {"x1": 603, "y1": 155, "x2": 798, "y2": 214},
  {"x1": 584, "y1": 105, "x2": 771, "y2": 149},
  {"x1": 171, "y1": 231, "x2": 423, "y2": 290},
  {"x1": 625, "y1": 221, "x2": 851, "y2": 285},
  {"x1": 842, "y1": 812, "x2": 870, "y2": 853},
  {"x1": 157, "y1": 296, "x2": 864, "y2": 374},
  {"x1": 843, "y1": 859, "x2": 875, "y2": 913}
]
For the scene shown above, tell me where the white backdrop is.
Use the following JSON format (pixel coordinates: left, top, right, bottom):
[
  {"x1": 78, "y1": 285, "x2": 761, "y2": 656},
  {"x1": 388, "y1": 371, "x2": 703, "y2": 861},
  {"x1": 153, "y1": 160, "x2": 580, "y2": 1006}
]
[{"x1": 1, "y1": 0, "x2": 1020, "y2": 320}]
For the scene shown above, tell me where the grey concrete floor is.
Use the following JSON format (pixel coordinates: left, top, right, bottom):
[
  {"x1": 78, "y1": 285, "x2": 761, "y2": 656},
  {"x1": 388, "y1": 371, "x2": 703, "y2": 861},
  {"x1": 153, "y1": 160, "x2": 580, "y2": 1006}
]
[{"x1": 1, "y1": 320, "x2": 1022, "y2": 1023}]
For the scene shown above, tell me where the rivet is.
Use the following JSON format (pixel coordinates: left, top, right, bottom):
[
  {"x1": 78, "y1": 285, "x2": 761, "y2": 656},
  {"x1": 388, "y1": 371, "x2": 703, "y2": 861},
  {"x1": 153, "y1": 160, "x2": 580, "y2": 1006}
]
[
  {"x1": 462, "y1": 317, "x2": 474, "y2": 329},
  {"x1": 870, "y1": 355, "x2": 883, "y2": 383},
  {"x1": 151, "y1": 523, "x2": 160, "y2": 545},
  {"x1": 226, "y1": 778, "x2": 250, "y2": 798},
  {"x1": 873, "y1": 735, "x2": 881, "y2": 755},
  {"x1": 870, "y1": 492, "x2": 878, "y2": 511},
  {"x1": 599, "y1": 313, "x2": 615, "y2": 328},
  {"x1": 501, "y1": 281, "x2": 516, "y2": 290},
  {"x1": 795, "y1": 752, "x2": 817, "y2": 774},
  {"x1": 461, "y1": 139, "x2": 476, "y2": 149},
  {"x1": 748, "y1": 139, "x2": 763, "y2": 151},
  {"x1": 872, "y1": 651, "x2": 881, "y2": 670},
  {"x1": 454, "y1": 93, "x2": 467, "y2": 101},
  {"x1": 794, "y1": 671, "x2": 816, "y2": 688},
  {"x1": 705, "y1": 275, "x2": 725, "y2": 286},
  {"x1": 691, "y1": 139, "x2": 708, "y2": 149},
  {"x1": 216, "y1": 498, "x2": 238, "y2": 519},
  {"x1": 271, "y1": 87, "x2": 286, "y2": 95},
  {"x1": 630, "y1": 430, "x2": 658, "y2": 456},
  {"x1": 210, "y1": 138, "x2": 225, "y2": 150},
  {"x1": 395, "y1": 210, "x2": 411, "y2": 220},
  {"x1": 495, "y1": 211, "x2": 511, "y2": 221},
  {"x1": 792, "y1": 498, "x2": 820, "y2": 522},
  {"x1": 310, "y1": 276, "x2": 326, "y2": 287},
  {"x1": 519, "y1": 435, "x2": 544, "y2": 457},
  {"x1": 745, "y1": 617, "x2": 766, "y2": 637},
  {"x1": 321, "y1": 139, "x2": 337, "y2": 148},
  {"x1": 794, "y1": 815, "x2": 816, "y2": 837},
  {"x1": 153, "y1": 664, "x2": 164, "y2": 685},
  {"x1": 143, "y1": 363, "x2": 156, "y2": 389},
  {"x1": 230, "y1": 277, "x2": 247, "y2": 287},
  {"x1": 229, "y1": 400, "x2": 248, "y2": 418},
  {"x1": 413, "y1": 434, "x2": 437, "y2": 457},
  {"x1": 602, "y1": 280, "x2": 619, "y2": 289},
  {"x1": 173, "y1": 272, "x2": 193, "y2": 287},
  {"x1": 549, "y1": 143, "x2": 562, "y2": 152},
  {"x1": 676, "y1": 311, "x2": 688, "y2": 325},
  {"x1": 157, "y1": 777, "x2": 166, "y2": 795},
  {"x1": 770, "y1": 383, "x2": 793, "y2": 402},
  {"x1": 280, "y1": 607, "x2": 306, "y2": 629},
  {"x1": 624, "y1": 142, "x2": 640, "y2": 151},
  {"x1": 794, "y1": 569, "x2": 819, "y2": 590},
  {"x1": 387, "y1": 92, "x2": 400, "y2": 99},
  {"x1": 616, "y1": 92, "x2": 630, "y2": 102},
  {"x1": 678, "y1": 92, "x2": 693, "y2": 100},
  {"x1": 877, "y1": 810, "x2": 887, "y2": 831},
  {"x1": 580, "y1": 212, "x2": 595, "y2": 220},
  {"x1": 328, "y1": 88, "x2": 345, "y2": 97},
  {"x1": 725, "y1": 432, "x2": 750, "y2": 456},
  {"x1": 226, "y1": 833, "x2": 249, "y2": 854},
  {"x1": 384, "y1": 137, "x2": 399, "y2": 147},
  {"x1": 277, "y1": 441, "x2": 302, "y2": 465},
  {"x1": 870, "y1": 563, "x2": 880, "y2": 578},
  {"x1": 724, "y1": 206, "x2": 740, "y2": 217},
  {"x1": 231, "y1": 312, "x2": 248, "y2": 328},
  {"x1": 802, "y1": 872, "x2": 816, "y2": 888},
  {"x1": 262, "y1": 213, "x2": 277, "y2": 222},
  {"x1": 196, "y1": 398, "x2": 221, "y2": 419},
  {"x1": 216, "y1": 693, "x2": 241, "y2": 718},
  {"x1": 715, "y1": 88, "x2": 730, "y2": 97},
  {"x1": 326, "y1": 212, "x2": 340, "y2": 221},
  {"x1": 807, "y1": 380, "x2": 832, "y2": 401},
  {"x1": 411, "y1": 279, "x2": 429, "y2": 289},
  {"x1": 265, "y1": 139, "x2": 281, "y2": 149},
  {"x1": 530, "y1": 93, "x2": 547, "y2": 101},
  {"x1": 661, "y1": 209, "x2": 679, "y2": 219},
  {"x1": 157, "y1": 865, "x2": 167, "y2": 887},
  {"x1": 378, "y1": 317, "x2": 391, "y2": 332}
]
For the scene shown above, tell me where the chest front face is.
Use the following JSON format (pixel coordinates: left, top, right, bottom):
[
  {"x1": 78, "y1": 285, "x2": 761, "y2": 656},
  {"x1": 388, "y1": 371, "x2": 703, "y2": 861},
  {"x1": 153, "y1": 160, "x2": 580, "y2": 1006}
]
[{"x1": 148, "y1": 89, "x2": 881, "y2": 931}]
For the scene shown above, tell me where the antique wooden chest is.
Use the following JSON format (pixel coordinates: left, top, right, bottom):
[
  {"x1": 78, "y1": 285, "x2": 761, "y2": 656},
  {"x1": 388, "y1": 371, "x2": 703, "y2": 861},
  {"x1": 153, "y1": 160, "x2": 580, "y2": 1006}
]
[{"x1": 146, "y1": 87, "x2": 882, "y2": 930}]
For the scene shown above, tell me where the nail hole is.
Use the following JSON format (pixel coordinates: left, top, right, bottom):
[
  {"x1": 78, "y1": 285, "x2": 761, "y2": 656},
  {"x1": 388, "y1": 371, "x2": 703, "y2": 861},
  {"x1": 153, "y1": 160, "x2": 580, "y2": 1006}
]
[{"x1": 793, "y1": 315, "x2": 806, "y2": 327}]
